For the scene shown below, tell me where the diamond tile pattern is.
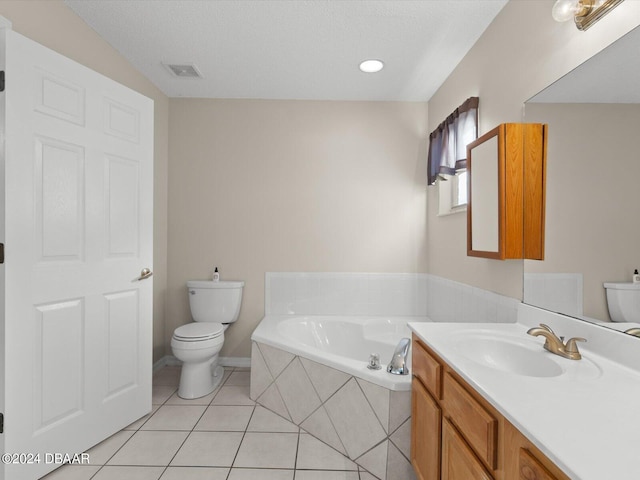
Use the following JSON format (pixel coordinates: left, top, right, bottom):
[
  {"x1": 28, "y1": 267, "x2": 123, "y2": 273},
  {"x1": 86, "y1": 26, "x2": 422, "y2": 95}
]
[
  {"x1": 258, "y1": 383, "x2": 291, "y2": 421},
  {"x1": 356, "y1": 441, "x2": 388, "y2": 480},
  {"x1": 250, "y1": 342, "x2": 273, "y2": 400},
  {"x1": 356, "y1": 379, "x2": 390, "y2": 433},
  {"x1": 300, "y1": 406, "x2": 347, "y2": 455},
  {"x1": 324, "y1": 379, "x2": 387, "y2": 459},
  {"x1": 300, "y1": 357, "x2": 350, "y2": 402},
  {"x1": 252, "y1": 341, "x2": 412, "y2": 478},
  {"x1": 258, "y1": 342, "x2": 295, "y2": 378},
  {"x1": 275, "y1": 358, "x2": 322, "y2": 424}
]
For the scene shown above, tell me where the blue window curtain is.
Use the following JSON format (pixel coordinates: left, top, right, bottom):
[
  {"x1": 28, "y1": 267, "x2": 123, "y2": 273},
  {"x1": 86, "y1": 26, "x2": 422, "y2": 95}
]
[{"x1": 427, "y1": 97, "x2": 479, "y2": 185}]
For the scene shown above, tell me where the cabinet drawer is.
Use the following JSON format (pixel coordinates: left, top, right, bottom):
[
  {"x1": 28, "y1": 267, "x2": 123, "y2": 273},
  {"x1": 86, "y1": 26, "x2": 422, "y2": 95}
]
[
  {"x1": 412, "y1": 336, "x2": 442, "y2": 399},
  {"x1": 443, "y1": 372, "x2": 498, "y2": 469},
  {"x1": 518, "y1": 448, "x2": 559, "y2": 480},
  {"x1": 442, "y1": 419, "x2": 493, "y2": 480}
]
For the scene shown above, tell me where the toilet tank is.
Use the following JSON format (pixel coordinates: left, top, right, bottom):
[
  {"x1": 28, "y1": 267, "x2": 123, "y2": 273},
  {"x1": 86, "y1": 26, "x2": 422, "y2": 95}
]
[
  {"x1": 187, "y1": 280, "x2": 244, "y2": 324},
  {"x1": 604, "y1": 282, "x2": 640, "y2": 323}
]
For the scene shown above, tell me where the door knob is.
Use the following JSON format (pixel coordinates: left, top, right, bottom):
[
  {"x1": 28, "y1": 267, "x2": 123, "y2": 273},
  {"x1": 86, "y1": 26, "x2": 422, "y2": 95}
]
[{"x1": 136, "y1": 268, "x2": 153, "y2": 281}]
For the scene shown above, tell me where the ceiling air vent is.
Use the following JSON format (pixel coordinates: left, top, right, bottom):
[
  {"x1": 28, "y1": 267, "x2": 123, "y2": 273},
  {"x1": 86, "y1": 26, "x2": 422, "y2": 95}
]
[{"x1": 163, "y1": 63, "x2": 202, "y2": 78}]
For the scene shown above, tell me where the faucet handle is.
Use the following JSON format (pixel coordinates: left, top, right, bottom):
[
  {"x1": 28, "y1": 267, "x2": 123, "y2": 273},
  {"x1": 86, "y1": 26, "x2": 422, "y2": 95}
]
[{"x1": 564, "y1": 337, "x2": 586, "y2": 354}]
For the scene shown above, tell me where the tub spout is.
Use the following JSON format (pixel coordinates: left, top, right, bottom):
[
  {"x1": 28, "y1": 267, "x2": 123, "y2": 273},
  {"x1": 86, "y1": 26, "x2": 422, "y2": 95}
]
[{"x1": 387, "y1": 338, "x2": 411, "y2": 375}]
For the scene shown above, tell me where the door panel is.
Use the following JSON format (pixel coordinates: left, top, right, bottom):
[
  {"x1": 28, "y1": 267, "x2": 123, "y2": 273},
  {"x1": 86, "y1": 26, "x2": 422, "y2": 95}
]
[
  {"x1": 35, "y1": 137, "x2": 86, "y2": 262},
  {"x1": 1, "y1": 26, "x2": 153, "y2": 479},
  {"x1": 105, "y1": 290, "x2": 139, "y2": 397}
]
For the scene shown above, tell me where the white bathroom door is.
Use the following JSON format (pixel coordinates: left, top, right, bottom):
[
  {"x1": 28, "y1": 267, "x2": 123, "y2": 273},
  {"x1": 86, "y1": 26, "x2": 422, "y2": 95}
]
[{"x1": 0, "y1": 24, "x2": 154, "y2": 479}]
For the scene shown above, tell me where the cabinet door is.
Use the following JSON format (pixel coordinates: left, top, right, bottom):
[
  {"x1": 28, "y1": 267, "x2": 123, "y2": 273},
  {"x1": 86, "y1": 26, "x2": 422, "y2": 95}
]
[
  {"x1": 467, "y1": 123, "x2": 547, "y2": 260},
  {"x1": 442, "y1": 420, "x2": 493, "y2": 480},
  {"x1": 411, "y1": 378, "x2": 441, "y2": 480},
  {"x1": 518, "y1": 448, "x2": 559, "y2": 480}
]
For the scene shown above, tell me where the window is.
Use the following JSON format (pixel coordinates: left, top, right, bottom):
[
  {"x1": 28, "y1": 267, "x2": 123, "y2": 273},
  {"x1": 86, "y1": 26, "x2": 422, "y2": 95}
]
[
  {"x1": 452, "y1": 170, "x2": 468, "y2": 208},
  {"x1": 438, "y1": 170, "x2": 468, "y2": 216},
  {"x1": 427, "y1": 97, "x2": 478, "y2": 215}
]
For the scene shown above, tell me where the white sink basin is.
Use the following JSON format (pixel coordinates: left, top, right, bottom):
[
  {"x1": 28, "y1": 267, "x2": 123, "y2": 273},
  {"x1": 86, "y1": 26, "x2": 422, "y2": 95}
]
[{"x1": 456, "y1": 335, "x2": 563, "y2": 377}]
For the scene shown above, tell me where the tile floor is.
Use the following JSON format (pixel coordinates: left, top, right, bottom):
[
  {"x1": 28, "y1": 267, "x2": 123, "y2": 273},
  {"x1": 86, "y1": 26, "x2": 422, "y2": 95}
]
[{"x1": 42, "y1": 366, "x2": 377, "y2": 480}]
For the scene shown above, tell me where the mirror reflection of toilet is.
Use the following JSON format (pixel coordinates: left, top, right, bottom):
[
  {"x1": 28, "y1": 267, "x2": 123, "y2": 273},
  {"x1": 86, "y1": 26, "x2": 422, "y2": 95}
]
[
  {"x1": 604, "y1": 282, "x2": 640, "y2": 323},
  {"x1": 171, "y1": 280, "x2": 244, "y2": 399}
]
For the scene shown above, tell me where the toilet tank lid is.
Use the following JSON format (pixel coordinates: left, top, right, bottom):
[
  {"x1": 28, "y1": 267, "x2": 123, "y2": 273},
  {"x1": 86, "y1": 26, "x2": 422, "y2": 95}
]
[
  {"x1": 187, "y1": 280, "x2": 244, "y2": 289},
  {"x1": 604, "y1": 282, "x2": 640, "y2": 290}
]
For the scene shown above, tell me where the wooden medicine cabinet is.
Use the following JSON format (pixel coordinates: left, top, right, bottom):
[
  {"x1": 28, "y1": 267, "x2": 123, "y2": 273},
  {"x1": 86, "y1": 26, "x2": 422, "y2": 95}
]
[{"x1": 466, "y1": 123, "x2": 547, "y2": 260}]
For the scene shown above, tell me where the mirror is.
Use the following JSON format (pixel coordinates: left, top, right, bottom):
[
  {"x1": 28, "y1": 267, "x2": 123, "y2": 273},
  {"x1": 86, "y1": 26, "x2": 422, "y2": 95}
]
[
  {"x1": 469, "y1": 132, "x2": 500, "y2": 254},
  {"x1": 523, "y1": 25, "x2": 640, "y2": 333}
]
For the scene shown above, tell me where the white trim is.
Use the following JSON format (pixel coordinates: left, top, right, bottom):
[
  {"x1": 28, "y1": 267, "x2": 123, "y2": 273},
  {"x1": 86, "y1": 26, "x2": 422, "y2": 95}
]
[
  {"x1": 220, "y1": 356, "x2": 252, "y2": 368},
  {"x1": 153, "y1": 355, "x2": 251, "y2": 370}
]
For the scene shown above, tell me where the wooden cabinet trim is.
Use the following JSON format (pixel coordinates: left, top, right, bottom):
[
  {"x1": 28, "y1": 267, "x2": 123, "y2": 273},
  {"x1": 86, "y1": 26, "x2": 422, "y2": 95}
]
[
  {"x1": 443, "y1": 372, "x2": 498, "y2": 470},
  {"x1": 442, "y1": 419, "x2": 494, "y2": 480},
  {"x1": 411, "y1": 377, "x2": 441, "y2": 480},
  {"x1": 518, "y1": 448, "x2": 557, "y2": 480},
  {"x1": 504, "y1": 420, "x2": 570, "y2": 480},
  {"x1": 412, "y1": 335, "x2": 443, "y2": 399}
]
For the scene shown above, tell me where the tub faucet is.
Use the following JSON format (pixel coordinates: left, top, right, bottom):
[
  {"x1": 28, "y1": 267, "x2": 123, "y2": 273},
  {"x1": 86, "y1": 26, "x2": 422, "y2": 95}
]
[{"x1": 387, "y1": 338, "x2": 411, "y2": 375}]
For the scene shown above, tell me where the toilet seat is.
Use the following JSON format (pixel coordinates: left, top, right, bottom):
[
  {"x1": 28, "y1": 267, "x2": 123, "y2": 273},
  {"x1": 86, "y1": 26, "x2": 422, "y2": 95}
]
[{"x1": 173, "y1": 322, "x2": 224, "y2": 342}]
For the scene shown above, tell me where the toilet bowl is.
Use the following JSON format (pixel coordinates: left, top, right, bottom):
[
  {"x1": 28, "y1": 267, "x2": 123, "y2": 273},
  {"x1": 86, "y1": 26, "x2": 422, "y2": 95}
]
[
  {"x1": 604, "y1": 282, "x2": 640, "y2": 323},
  {"x1": 172, "y1": 280, "x2": 244, "y2": 399}
]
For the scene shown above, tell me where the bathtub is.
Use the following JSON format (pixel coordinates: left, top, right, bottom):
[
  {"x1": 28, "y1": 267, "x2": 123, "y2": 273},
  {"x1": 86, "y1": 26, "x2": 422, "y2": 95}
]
[
  {"x1": 250, "y1": 314, "x2": 430, "y2": 480},
  {"x1": 252, "y1": 314, "x2": 427, "y2": 391}
]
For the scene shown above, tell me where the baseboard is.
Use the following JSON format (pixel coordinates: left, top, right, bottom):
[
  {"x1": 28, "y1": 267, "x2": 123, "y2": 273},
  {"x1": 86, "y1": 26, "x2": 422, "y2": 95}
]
[
  {"x1": 220, "y1": 356, "x2": 252, "y2": 368},
  {"x1": 153, "y1": 355, "x2": 251, "y2": 370}
]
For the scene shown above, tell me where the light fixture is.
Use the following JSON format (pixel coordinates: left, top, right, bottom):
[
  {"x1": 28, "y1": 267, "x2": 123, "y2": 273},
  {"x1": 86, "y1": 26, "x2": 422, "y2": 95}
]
[
  {"x1": 359, "y1": 59, "x2": 384, "y2": 73},
  {"x1": 552, "y1": 0, "x2": 625, "y2": 31}
]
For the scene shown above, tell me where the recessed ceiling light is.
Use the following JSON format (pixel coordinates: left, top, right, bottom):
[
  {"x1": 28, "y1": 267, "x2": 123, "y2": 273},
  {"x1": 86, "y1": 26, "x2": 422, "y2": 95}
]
[{"x1": 359, "y1": 59, "x2": 384, "y2": 73}]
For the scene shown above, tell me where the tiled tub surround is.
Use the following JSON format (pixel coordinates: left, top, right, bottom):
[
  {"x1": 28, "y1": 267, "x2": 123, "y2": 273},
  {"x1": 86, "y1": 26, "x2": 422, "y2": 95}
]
[
  {"x1": 265, "y1": 272, "x2": 520, "y2": 323},
  {"x1": 250, "y1": 341, "x2": 413, "y2": 480}
]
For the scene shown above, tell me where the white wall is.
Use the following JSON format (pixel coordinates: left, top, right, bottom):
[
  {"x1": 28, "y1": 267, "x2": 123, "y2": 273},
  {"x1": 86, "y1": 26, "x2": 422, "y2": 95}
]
[
  {"x1": 427, "y1": 0, "x2": 640, "y2": 299},
  {"x1": 167, "y1": 99, "x2": 428, "y2": 357}
]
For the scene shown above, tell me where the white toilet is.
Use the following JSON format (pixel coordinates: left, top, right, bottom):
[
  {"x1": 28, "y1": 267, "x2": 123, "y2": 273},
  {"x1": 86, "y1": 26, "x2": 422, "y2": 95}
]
[
  {"x1": 171, "y1": 280, "x2": 244, "y2": 399},
  {"x1": 603, "y1": 282, "x2": 640, "y2": 323}
]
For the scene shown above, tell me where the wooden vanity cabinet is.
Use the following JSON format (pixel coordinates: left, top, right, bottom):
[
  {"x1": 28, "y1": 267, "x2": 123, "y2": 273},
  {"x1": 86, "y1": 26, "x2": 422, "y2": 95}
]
[{"x1": 410, "y1": 335, "x2": 569, "y2": 480}]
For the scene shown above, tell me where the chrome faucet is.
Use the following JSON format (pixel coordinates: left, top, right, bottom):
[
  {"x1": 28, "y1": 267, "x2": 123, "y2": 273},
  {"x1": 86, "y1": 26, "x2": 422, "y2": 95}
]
[
  {"x1": 387, "y1": 338, "x2": 411, "y2": 375},
  {"x1": 527, "y1": 323, "x2": 586, "y2": 360}
]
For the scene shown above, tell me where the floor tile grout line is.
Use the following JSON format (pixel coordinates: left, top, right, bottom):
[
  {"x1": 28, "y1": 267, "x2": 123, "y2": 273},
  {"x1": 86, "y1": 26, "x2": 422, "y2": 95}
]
[
  {"x1": 293, "y1": 425, "x2": 301, "y2": 479},
  {"x1": 84, "y1": 366, "x2": 282, "y2": 480},
  {"x1": 162, "y1": 367, "x2": 235, "y2": 472},
  {"x1": 226, "y1": 403, "x2": 257, "y2": 479}
]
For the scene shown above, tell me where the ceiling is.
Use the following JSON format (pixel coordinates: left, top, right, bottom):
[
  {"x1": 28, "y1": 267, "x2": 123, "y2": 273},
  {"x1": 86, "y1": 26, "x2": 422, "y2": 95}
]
[
  {"x1": 65, "y1": 0, "x2": 507, "y2": 101},
  {"x1": 529, "y1": 24, "x2": 640, "y2": 103}
]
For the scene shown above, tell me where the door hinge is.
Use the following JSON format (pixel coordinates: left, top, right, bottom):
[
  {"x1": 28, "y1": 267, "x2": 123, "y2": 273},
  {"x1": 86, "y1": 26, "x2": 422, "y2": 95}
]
[
  {"x1": 0, "y1": 71, "x2": 4, "y2": 92},
  {"x1": 0, "y1": 243, "x2": 4, "y2": 264},
  {"x1": 0, "y1": 413, "x2": 4, "y2": 433}
]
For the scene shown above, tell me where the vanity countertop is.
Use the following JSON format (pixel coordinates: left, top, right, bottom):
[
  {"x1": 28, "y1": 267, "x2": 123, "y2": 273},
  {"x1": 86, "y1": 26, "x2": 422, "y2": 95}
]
[{"x1": 408, "y1": 320, "x2": 640, "y2": 480}]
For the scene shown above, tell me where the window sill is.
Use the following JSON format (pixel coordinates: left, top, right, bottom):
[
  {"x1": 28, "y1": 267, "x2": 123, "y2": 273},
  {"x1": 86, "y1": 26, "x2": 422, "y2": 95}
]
[{"x1": 437, "y1": 205, "x2": 467, "y2": 217}]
